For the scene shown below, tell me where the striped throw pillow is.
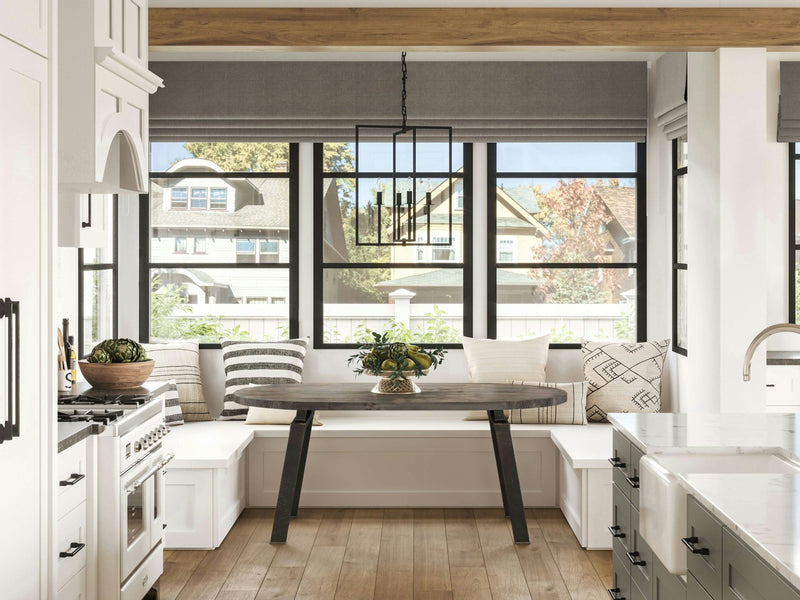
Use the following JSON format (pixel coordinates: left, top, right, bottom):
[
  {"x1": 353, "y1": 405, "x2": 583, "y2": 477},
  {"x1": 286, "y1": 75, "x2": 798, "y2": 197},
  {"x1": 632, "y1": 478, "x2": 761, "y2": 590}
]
[
  {"x1": 219, "y1": 338, "x2": 308, "y2": 421},
  {"x1": 164, "y1": 380, "x2": 184, "y2": 426},
  {"x1": 143, "y1": 341, "x2": 210, "y2": 422},
  {"x1": 464, "y1": 381, "x2": 588, "y2": 425}
]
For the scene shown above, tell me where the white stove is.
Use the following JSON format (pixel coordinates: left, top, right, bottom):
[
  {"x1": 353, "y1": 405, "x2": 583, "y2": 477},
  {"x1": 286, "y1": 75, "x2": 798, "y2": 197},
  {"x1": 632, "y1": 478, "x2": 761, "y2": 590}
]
[{"x1": 59, "y1": 383, "x2": 172, "y2": 600}]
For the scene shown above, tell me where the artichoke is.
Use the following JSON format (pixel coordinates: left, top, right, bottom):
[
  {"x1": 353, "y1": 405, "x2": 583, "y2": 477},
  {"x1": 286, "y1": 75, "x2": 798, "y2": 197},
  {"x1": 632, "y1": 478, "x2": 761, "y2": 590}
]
[
  {"x1": 89, "y1": 338, "x2": 147, "y2": 363},
  {"x1": 361, "y1": 351, "x2": 382, "y2": 372},
  {"x1": 388, "y1": 343, "x2": 408, "y2": 363},
  {"x1": 87, "y1": 347, "x2": 112, "y2": 364}
]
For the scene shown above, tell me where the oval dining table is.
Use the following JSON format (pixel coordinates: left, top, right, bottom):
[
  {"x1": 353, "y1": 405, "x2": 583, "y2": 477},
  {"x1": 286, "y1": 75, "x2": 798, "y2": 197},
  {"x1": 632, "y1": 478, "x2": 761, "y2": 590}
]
[{"x1": 233, "y1": 382, "x2": 566, "y2": 545}]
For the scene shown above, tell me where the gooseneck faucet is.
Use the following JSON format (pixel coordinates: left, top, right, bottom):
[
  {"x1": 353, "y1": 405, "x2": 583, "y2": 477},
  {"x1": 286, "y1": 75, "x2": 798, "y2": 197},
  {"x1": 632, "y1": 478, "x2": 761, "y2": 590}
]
[{"x1": 743, "y1": 323, "x2": 800, "y2": 381}]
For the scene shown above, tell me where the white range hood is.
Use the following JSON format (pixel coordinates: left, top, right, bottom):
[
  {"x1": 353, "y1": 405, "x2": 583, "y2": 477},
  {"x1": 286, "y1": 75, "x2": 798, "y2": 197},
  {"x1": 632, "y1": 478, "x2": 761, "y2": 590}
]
[{"x1": 58, "y1": 0, "x2": 163, "y2": 195}]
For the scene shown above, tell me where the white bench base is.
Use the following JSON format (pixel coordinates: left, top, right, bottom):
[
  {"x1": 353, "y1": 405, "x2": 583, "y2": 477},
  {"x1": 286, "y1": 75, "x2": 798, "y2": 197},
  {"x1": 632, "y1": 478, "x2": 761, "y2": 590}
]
[{"x1": 162, "y1": 414, "x2": 612, "y2": 550}]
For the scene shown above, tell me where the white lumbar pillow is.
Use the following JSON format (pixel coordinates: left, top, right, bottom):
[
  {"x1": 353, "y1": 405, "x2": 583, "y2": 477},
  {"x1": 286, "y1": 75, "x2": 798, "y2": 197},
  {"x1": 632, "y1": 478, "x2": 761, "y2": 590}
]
[{"x1": 461, "y1": 335, "x2": 550, "y2": 383}]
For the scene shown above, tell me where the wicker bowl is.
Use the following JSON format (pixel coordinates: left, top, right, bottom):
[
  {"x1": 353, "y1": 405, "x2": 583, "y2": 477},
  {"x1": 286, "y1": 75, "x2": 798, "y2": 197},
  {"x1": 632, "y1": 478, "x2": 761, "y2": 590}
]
[
  {"x1": 371, "y1": 369, "x2": 430, "y2": 394},
  {"x1": 78, "y1": 359, "x2": 154, "y2": 390}
]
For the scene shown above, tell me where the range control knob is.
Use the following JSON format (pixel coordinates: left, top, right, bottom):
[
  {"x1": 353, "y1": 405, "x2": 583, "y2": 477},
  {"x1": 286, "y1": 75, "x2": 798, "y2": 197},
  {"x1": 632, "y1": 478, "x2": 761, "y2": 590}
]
[
  {"x1": 156, "y1": 428, "x2": 163, "y2": 439},
  {"x1": 140, "y1": 437, "x2": 148, "y2": 450},
  {"x1": 133, "y1": 440, "x2": 142, "y2": 452},
  {"x1": 161, "y1": 424, "x2": 168, "y2": 436}
]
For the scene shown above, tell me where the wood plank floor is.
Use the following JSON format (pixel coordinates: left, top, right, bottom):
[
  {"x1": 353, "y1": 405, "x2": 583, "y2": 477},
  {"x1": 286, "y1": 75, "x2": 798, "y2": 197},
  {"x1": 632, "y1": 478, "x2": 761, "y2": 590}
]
[{"x1": 161, "y1": 508, "x2": 612, "y2": 600}]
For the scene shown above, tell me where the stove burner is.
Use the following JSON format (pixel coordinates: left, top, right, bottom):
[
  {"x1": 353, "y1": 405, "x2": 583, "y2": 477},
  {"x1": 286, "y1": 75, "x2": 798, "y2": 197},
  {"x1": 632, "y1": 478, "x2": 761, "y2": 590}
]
[
  {"x1": 57, "y1": 409, "x2": 125, "y2": 424},
  {"x1": 57, "y1": 410, "x2": 93, "y2": 423},
  {"x1": 58, "y1": 394, "x2": 151, "y2": 407}
]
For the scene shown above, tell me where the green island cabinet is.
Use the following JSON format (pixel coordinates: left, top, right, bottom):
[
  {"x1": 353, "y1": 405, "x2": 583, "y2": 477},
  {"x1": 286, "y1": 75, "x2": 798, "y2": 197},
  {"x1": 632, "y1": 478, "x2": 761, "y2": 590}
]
[{"x1": 609, "y1": 428, "x2": 800, "y2": 600}]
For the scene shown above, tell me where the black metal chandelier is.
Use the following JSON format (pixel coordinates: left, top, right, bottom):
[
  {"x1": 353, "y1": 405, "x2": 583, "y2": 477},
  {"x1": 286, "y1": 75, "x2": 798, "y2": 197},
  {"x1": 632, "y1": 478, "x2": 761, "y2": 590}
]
[{"x1": 354, "y1": 52, "x2": 454, "y2": 247}]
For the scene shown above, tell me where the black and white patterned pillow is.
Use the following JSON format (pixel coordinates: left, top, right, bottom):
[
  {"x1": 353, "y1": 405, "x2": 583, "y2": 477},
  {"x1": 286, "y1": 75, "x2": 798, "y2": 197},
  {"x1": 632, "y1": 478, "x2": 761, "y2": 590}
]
[
  {"x1": 582, "y1": 339, "x2": 669, "y2": 423},
  {"x1": 219, "y1": 338, "x2": 308, "y2": 421},
  {"x1": 164, "y1": 380, "x2": 184, "y2": 426}
]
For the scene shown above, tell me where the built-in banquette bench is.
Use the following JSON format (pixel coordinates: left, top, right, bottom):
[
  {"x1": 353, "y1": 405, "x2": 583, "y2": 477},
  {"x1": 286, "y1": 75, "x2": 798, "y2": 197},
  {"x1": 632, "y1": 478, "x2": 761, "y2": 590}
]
[{"x1": 162, "y1": 412, "x2": 613, "y2": 551}]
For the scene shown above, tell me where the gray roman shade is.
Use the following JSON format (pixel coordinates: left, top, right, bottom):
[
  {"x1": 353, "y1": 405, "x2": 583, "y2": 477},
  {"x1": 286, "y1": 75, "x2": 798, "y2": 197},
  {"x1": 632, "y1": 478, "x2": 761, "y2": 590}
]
[
  {"x1": 654, "y1": 53, "x2": 687, "y2": 140},
  {"x1": 149, "y1": 61, "x2": 647, "y2": 143},
  {"x1": 779, "y1": 62, "x2": 800, "y2": 142}
]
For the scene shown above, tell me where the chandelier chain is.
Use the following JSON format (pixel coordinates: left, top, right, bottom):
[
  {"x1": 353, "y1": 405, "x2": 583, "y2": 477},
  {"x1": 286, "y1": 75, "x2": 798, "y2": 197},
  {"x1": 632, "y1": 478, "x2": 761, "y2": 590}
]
[{"x1": 401, "y1": 51, "x2": 408, "y2": 131}]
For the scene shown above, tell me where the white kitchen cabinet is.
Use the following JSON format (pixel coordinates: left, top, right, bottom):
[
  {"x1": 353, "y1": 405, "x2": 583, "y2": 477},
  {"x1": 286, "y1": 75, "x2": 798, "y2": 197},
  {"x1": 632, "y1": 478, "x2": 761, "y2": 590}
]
[
  {"x1": 0, "y1": 0, "x2": 48, "y2": 57},
  {"x1": 59, "y1": 193, "x2": 114, "y2": 248},
  {"x1": 765, "y1": 365, "x2": 800, "y2": 411},
  {"x1": 58, "y1": 0, "x2": 162, "y2": 196}
]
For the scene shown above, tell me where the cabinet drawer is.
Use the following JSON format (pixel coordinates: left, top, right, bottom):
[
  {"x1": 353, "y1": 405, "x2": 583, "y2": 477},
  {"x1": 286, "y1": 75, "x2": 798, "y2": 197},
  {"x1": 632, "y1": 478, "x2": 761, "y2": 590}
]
[
  {"x1": 629, "y1": 445, "x2": 644, "y2": 508},
  {"x1": 653, "y1": 553, "x2": 687, "y2": 600},
  {"x1": 632, "y1": 580, "x2": 649, "y2": 600},
  {"x1": 57, "y1": 501, "x2": 87, "y2": 590},
  {"x1": 57, "y1": 567, "x2": 86, "y2": 600},
  {"x1": 722, "y1": 529, "x2": 800, "y2": 600},
  {"x1": 686, "y1": 496, "x2": 722, "y2": 600},
  {"x1": 613, "y1": 484, "x2": 632, "y2": 556},
  {"x1": 57, "y1": 440, "x2": 88, "y2": 519},
  {"x1": 613, "y1": 549, "x2": 632, "y2": 600},
  {"x1": 630, "y1": 505, "x2": 653, "y2": 596},
  {"x1": 688, "y1": 573, "x2": 714, "y2": 600},
  {"x1": 612, "y1": 429, "x2": 632, "y2": 499}
]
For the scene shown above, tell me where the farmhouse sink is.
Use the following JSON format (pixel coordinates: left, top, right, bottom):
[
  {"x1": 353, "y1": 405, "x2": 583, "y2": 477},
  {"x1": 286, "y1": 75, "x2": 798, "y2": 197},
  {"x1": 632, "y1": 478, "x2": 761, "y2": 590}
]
[{"x1": 639, "y1": 453, "x2": 800, "y2": 575}]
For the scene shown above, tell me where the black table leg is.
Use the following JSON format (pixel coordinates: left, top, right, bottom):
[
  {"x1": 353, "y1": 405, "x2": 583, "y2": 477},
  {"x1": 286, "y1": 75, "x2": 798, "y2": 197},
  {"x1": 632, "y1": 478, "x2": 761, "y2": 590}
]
[
  {"x1": 271, "y1": 409, "x2": 315, "y2": 544},
  {"x1": 488, "y1": 409, "x2": 530, "y2": 544}
]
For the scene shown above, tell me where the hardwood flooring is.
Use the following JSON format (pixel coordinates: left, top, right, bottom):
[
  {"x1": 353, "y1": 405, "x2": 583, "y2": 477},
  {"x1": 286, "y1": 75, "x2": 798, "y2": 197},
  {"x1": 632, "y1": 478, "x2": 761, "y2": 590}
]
[{"x1": 161, "y1": 508, "x2": 612, "y2": 600}]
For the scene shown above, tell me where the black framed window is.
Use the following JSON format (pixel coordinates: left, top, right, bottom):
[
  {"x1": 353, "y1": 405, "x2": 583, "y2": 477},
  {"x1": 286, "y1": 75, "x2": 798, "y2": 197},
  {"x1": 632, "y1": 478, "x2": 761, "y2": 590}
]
[
  {"x1": 78, "y1": 194, "x2": 119, "y2": 356},
  {"x1": 672, "y1": 137, "x2": 688, "y2": 354},
  {"x1": 140, "y1": 142, "x2": 299, "y2": 347},
  {"x1": 791, "y1": 143, "x2": 799, "y2": 323},
  {"x1": 314, "y1": 142, "x2": 472, "y2": 348},
  {"x1": 487, "y1": 142, "x2": 646, "y2": 347}
]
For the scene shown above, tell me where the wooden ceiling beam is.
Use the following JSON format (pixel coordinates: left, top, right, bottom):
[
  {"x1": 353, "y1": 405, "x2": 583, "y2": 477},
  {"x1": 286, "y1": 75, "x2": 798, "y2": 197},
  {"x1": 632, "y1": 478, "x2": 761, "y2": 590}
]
[{"x1": 149, "y1": 7, "x2": 800, "y2": 49}]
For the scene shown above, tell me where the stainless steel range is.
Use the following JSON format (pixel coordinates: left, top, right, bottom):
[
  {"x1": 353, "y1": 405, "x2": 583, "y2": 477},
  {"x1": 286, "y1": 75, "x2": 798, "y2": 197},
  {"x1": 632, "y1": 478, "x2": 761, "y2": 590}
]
[{"x1": 58, "y1": 382, "x2": 172, "y2": 600}]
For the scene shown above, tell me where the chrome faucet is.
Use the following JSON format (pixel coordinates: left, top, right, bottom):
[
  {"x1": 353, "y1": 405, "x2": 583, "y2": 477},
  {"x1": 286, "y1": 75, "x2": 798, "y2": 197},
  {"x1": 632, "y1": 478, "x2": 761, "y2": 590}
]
[{"x1": 743, "y1": 323, "x2": 800, "y2": 381}]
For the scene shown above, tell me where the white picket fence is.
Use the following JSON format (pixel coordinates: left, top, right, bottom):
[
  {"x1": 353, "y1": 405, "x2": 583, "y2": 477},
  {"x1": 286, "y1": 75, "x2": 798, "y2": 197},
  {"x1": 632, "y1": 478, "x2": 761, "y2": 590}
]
[{"x1": 164, "y1": 302, "x2": 633, "y2": 343}]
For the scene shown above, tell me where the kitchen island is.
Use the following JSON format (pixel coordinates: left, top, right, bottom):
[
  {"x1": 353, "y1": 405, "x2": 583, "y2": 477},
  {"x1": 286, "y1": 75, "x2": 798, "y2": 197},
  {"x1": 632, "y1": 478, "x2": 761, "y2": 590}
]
[{"x1": 609, "y1": 412, "x2": 800, "y2": 600}]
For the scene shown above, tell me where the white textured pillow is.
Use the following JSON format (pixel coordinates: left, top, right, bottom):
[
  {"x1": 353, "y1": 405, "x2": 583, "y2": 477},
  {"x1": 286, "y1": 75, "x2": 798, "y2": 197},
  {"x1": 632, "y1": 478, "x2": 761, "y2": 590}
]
[
  {"x1": 142, "y1": 341, "x2": 210, "y2": 422},
  {"x1": 244, "y1": 382, "x2": 322, "y2": 426},
  {"x1": 461, "y1": 335, "x2": 550, "y2": 383},
  {"x1": 583, "y1": 339, "x2": 669, "y2": 423},
  {"x1": 464, "y1": 381, "x2": 588, "y2": 425}
]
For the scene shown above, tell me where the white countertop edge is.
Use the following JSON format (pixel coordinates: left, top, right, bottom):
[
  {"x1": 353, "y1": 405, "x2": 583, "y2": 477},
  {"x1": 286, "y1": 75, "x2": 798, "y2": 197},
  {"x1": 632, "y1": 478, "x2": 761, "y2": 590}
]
[{"x1": 678, "y1": 473, "x2": 800, "y2": 591}]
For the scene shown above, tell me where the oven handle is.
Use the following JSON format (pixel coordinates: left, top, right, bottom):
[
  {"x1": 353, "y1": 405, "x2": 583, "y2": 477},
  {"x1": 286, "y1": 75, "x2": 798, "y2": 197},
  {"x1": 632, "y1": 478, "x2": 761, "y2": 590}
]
[{"x1": 125, "y1": 453, "x2": 174, "y2": 494}]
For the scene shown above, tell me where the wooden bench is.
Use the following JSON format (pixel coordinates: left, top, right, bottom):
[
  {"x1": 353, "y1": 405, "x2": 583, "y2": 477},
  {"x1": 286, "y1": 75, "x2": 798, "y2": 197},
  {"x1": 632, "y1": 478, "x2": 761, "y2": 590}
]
[{"x1": 162, "y1": 413, "x2": 613, "y2": 550}]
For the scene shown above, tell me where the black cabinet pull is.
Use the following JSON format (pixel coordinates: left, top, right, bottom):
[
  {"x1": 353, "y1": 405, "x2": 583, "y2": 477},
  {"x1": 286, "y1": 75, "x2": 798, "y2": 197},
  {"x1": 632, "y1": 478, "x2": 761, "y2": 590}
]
[
  {"x1": 608, "y1": 525, "x2": 626, "y2": 538},
  {"x1": 681, "y1": 536, "x2": 710, "y2": 555},
  {"x1": 59, "y1": 473, "x2": 85, "y2": 487},
  {"x1": 625, "y1": 475, "x2": 640, "y2": 489},
  {"x1": 627, "y1": 551, "x2": 646, "y2": 566},
  {"x1": 59, "y1": 542, "x2": 85, "y2": 558},
  {"x1": 608, "y1": 587, "x2": 625, "y2": 600},
  {"x1": 608, "y1": 457, "x2": 627, "y2": 468}
]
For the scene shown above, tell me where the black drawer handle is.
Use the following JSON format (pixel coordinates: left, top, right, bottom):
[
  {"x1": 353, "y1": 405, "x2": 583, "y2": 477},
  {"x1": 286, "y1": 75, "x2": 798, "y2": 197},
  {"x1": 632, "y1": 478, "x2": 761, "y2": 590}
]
[
  {"x1": 625, "y1": 475, "x2": 640, "y2": 489},
  {"x1": 627, "y1": 551, "x2": 646, "y2": 566},
  {"x1": 608, "y1": 457, "x2": 627, "y2": 468},
  {"x1": 608, "y1": 587, "x2": 625, "y2": 600},
  {"x1": 59, "y1": 473, "x2": 85, "y2": 487},
  {"x1": 681, "y1": 536, "x2": 710, "y2": 555},
  {"x1": 608, "y1": 525, "x2": 626, "y2": 538},
  {"x1": 59, "y1": 542, "x2": 85, "y2": 558}
]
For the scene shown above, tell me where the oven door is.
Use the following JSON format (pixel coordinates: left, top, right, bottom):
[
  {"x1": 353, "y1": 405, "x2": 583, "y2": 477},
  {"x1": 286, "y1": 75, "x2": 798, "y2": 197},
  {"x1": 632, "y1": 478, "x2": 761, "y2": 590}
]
[{"x1": 120, "y1": 451, "x2": 174, "y2": 580}]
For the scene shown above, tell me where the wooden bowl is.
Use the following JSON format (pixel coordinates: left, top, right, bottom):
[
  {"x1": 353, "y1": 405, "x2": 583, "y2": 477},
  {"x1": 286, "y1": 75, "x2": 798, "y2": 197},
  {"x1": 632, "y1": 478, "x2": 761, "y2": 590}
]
[{"x1": 78, "y1": 359, "x2": 154, "y2": 390}]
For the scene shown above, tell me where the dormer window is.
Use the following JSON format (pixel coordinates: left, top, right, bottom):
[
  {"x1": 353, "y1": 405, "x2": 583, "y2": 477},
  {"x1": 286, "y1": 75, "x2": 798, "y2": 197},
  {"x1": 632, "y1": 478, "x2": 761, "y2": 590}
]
[
  {"x1": 210, "y1": 188, "x2": 227, "y2": 210},
  {"x1": 170, "y1": 187, "x2": 188, "y2": 210},
  {"x1": 190, "y1": 187, "x2": 208, "y2": 210}
]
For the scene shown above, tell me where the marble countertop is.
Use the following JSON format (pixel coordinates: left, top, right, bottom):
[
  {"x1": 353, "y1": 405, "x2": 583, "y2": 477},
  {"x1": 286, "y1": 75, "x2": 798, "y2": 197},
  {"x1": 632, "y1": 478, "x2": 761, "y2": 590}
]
[
  {"x1": 607, "y1": 412, "x2": 800, "y2": 459},
  {"x1": 58, "y1": 422, "x2": 103, "y2": 453},
  {"x1": 681, "y1": 472, "x2": 800, "y2": 591},
  {"x1": 609, "y1": 411, "x2": 800, "y2": 591}
]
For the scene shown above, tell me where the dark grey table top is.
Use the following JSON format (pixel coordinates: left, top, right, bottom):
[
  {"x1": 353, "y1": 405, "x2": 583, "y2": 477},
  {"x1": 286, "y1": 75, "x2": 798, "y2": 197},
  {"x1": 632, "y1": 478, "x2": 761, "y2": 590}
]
[{"x1": 234, "y1": 382, "x2": 567, "y2": 411}]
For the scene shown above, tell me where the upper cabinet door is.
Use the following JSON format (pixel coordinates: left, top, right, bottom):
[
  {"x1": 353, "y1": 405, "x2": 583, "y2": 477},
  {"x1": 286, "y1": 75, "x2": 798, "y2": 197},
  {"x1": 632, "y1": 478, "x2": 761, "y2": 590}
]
[
  {"x1": 0, "y1": 0, "x2": 48, "y2": 57},
  {"x1": 96, "y1": 0, "x2": 147, "y2": 66}
]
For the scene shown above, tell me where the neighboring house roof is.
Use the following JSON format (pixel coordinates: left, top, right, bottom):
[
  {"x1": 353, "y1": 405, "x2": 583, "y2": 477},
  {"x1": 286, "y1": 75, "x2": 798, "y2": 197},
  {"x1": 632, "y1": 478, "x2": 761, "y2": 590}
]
[
  {"x1": 596, "y1": 185, "x2": 636, "y2": 238},
  {"x1": 502, "y1": 186, "x2": 541, "y2": 214},
  {"x1": 151, "y1": 177, "x2": 290, "y2": 231},
  {"x1": 376, "y1": 268, "x2": 535, "y2": 289}
]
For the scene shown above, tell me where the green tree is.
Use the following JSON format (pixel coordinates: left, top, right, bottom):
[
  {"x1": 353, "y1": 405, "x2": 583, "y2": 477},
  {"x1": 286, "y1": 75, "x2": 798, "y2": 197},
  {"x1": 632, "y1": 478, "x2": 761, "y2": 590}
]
[{"x1": 182, "y1": 142, "x2": 354, "y2": 172}]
